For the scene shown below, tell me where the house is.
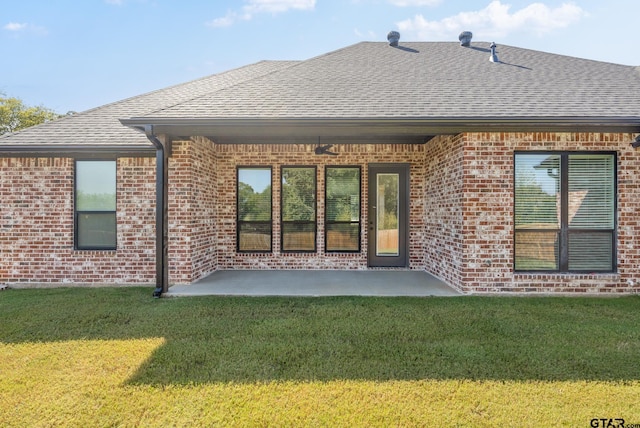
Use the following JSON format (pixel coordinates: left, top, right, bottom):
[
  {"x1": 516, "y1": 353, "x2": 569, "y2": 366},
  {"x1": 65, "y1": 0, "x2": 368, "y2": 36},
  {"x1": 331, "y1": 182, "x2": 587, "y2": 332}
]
[{"x1": 2, "y1": 32, "x2": 640, "y2": 295}]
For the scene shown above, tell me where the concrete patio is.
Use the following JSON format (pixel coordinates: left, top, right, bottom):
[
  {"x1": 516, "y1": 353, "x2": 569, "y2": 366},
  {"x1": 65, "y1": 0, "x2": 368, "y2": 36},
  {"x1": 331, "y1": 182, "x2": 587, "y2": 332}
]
[{"x1": 164, "y1": 270, "x2": 461, "y2": 297}]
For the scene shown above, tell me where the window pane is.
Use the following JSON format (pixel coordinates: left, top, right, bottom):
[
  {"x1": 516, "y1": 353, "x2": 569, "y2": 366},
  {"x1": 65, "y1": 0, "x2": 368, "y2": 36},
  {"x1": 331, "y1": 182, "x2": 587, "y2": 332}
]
[
  {"x1": 326, "y1": 167, "x2": 360, "y2": 222},
  {"x1": 238, "y1": 168, "x2": 271, "y2": 221},
  {"x1": 515, "y1": 231, "x2": 559, "y2": 270},
  {"x1": 377, "y1": 173, "x2": 399, "y2": 256},
  {"x1": 239, "y1": 223, "x2": 271, "y2": 252},
  {"x1": 282, "y1": 167, "x2": 316, "y2": 222},
  {"x1": 282, "y1": 223, "x2": 316, "y2": 251},
  {"x1": 568, "y1": 155, "x2": 614, "y2": 229},
  {"x1": 77, "y1": 213, "x2": 116, "y2": 249},
  {"x1": 76, "y1": 161, "x2": 116, "y2": 211},
  {"x1": 326, "y1": 223, "x2": 359, "y2": 251},
  {"x1": 568, "y1": 232, "x2": 613, "y2": 271},
  {"x1": 515, "y1": 155, "x2": 560, "y2": 229}
]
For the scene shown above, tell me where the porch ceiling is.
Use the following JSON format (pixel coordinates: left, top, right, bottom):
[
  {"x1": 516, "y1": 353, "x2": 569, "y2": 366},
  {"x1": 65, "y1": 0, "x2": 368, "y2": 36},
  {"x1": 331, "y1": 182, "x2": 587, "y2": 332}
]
[{"x1": 120, "y1": 117, "x2": 640, "y2": 144}]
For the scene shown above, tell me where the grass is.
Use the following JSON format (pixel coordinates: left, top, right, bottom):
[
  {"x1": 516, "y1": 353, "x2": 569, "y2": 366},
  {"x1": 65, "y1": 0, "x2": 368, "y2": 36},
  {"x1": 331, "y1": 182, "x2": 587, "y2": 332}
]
[{"x1": 1, "y1": 287, "x2": 640, "y2": 426}]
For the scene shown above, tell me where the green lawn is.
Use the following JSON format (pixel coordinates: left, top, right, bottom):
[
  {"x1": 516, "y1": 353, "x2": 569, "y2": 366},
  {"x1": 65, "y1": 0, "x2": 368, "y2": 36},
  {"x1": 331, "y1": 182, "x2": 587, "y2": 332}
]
[{"x1": 1, "y1": 287, "x2": 639, "y2": 426}]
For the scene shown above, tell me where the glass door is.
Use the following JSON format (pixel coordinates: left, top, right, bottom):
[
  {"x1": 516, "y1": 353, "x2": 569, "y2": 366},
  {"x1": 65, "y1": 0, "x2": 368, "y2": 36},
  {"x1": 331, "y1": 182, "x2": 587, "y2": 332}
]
[{"x1": 367, "y1": 164, "x2": 409, "y2": 267}]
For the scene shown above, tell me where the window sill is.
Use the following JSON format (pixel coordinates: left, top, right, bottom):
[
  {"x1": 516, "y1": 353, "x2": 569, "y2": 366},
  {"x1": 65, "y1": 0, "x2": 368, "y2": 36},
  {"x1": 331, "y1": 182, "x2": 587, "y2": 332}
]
[{"x1": 514, "y1": 272, "x2": 619, "y2": 279}]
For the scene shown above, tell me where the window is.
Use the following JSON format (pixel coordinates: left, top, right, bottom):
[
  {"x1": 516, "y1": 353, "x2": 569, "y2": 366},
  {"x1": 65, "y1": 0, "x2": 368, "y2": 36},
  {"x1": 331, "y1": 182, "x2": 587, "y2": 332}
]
[
  {"x1": 514, "y1": 153, "x2": 615, "y2": 272},
  {"x1": 281, "y1": 166, "x2": 316, "y2": 252},
  {"x1": 237, "y1": 167, "x2": 272, "y2": 252},
  {"x1": 325, "y1": 166, "x2": 361, "y2": 252},
  {"x1": 75, "y1": 160, "x2": 117, "y2": 250}
]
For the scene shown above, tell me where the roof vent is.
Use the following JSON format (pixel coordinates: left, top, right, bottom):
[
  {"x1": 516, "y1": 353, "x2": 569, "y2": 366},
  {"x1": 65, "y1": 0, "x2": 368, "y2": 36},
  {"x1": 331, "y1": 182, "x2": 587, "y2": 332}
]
[
  {"x1": 489, "y1": 42, "x2": 499, "y2": 62},
  {"x1": 387, "y1": 31, "x2": 400, "y2": 47},
  {"x1": 458, "y1": 31, "x2": 472, "y2": 47}
]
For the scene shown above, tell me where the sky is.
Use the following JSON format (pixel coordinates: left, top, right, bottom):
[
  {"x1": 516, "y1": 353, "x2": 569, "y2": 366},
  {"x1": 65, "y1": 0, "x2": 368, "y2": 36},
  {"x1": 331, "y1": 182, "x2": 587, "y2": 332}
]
[{"x1": 2, "y1": 0, "x2": 640, "y2": 114}]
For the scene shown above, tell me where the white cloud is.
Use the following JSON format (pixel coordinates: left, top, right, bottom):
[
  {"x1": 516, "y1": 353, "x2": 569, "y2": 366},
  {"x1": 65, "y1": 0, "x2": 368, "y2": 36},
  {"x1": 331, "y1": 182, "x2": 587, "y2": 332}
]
[
  {"x1": 3, "y1": 22, "x2": 28, "y2": 31},
  {"x1": 207, "y1": 0, "x2": 316, "y2": 28},
  {"x1": 207, "y1": 12, "x2": 251, "y2": 28},
  {"x1": 388, "y1": 0, "x2": 441, "y2": 6},
  {"x1": 3, "y1": 22, "x2": 47, "y2": 35},
  {"x1": 245, "y1": 0, "x2": 316, "y2": 14},
  {"x1": 397, "y1": 1, "x2": 587, "y2": 40}
]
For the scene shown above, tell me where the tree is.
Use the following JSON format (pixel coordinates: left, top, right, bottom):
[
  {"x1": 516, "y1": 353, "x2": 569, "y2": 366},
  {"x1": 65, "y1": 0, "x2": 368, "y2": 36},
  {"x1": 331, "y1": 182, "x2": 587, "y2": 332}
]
[
  {"x1": 238, "y1": 182, "x2": 271, "y2": 221},
  {"x1": 282, "y1": 168, "x2": 315, "y2": 221},
  {"x1": 0, "y1": 94, "x2": 60, "y2": 135}
]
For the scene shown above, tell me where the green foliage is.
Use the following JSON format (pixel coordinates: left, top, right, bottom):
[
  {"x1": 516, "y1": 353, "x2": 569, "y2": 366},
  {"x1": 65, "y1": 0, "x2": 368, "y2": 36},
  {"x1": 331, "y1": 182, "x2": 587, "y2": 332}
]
[
  {"x1": 377, "y1": 174, "x2": 398, "y2": 230},
  {"x1": 0, "y1": 93, "x2": 60, "y2": 135},
  {"x1": 282, "y1": 168, "x2": 315, "y2": 221},
  {"x1": 238, "y1": 182, "x2": 271, "y2": 221},
  {"x1": 326, "y1": 167, "x2": 360, "y2": 222},
  {"x1": 76, "y1": 191, "x2": 116, "y2": 211}
]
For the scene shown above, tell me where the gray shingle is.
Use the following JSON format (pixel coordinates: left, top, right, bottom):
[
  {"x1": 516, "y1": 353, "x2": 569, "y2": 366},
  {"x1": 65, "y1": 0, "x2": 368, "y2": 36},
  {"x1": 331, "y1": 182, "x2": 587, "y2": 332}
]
[
  {"x1": 3, "y1": 41, "x2": 639, "y2": 149},
  {"x1": 0, "y1": 60, "x2": 299, "y2": 147},
  {"x1": 141, "y1": 42, "x2": 640, "y2": 120}
]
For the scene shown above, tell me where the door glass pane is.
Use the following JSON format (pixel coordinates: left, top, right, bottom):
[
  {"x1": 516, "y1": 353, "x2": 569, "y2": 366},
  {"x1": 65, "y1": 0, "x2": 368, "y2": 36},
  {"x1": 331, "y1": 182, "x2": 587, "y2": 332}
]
[{"x1": 376, "y1": 173, "x2": 399, "y2": 256}]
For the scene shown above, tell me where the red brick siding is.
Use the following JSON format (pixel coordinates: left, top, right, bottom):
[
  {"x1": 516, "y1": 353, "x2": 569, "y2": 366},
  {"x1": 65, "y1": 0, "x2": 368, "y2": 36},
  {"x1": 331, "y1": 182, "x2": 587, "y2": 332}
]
[
  {"x1": 212, "y1": 142, "x2": 426, "y2": 270},
  {"x1": 461, "y1": 132, "x2": 639, "y2": 293},
  {"x1": 168, "y1": 138, "x2": 218, "y2": 284},
  {"x1": 423, "y1": 135, "x2": 465, "y2": 291},
  {"x1": 0, "y1": 157, "x2": 156, "y2": 285},
  {"x1": 3, "y1": 131, "x2": 639, "y2": 294}
]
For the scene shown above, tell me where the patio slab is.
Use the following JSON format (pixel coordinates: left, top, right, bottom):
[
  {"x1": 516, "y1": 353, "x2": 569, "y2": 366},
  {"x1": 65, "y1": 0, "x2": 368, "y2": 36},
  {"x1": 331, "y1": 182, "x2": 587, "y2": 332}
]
[{"x1": 164, "y1": 270, "x2": 461, "y2": 297}]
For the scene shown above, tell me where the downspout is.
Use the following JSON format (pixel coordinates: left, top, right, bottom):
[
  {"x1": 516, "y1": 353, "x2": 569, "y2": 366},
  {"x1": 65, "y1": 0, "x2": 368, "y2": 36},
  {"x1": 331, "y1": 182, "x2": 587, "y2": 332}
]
[{"x1": 144, "y1": 125, "x2": 169, "y2": 297}]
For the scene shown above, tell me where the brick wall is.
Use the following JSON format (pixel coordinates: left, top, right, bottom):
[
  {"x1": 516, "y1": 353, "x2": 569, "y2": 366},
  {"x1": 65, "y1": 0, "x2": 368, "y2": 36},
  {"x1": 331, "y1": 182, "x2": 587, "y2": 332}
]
[
  {"x1": 460, "y1": 132, "x2": 640, "y2": 293},
  {"x1": 212, "y1": 142, "x2": 426, "y2": 271},
  {"x1": 3, "y1": 131, "x2": 639, "y2": 294},
  {"x1": 0, "y1": 157, "x2": 156, "y2": 285},
  {"x1": 168, "y1": 138, "x2": 218, "y2": 284},
  {"x1": 423, "y1": 135, "x2": 465, "y2": 291}
]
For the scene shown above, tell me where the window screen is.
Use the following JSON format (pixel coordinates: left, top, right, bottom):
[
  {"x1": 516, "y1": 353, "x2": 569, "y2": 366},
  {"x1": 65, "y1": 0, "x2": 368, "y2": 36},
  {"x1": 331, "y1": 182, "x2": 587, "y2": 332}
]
[
  {"x1": 326, "y1": 166, "x2": 361, "y2": 252},
  {"x1": 237, "y1": 167, "x2": 272, "y2": 252},
  {"x1": 514, "y1": 153, "x2": 615, "y2": 272},
  {"x1": 75, "y1": 160, "x2": 117, "y2": 250},
  {"x1": 281, "y1": 166, "x2": 316, "y2": 252}
]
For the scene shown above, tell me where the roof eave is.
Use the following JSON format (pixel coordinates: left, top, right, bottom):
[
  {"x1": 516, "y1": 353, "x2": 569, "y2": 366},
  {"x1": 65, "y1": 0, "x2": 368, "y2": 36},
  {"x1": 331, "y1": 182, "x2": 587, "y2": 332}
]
[
  {"x1": 121, "y1": 117, "x2": 640, "y2": 143},
  {"x1": 0, "y1": 144, "x2": 156, "y2": 158}
]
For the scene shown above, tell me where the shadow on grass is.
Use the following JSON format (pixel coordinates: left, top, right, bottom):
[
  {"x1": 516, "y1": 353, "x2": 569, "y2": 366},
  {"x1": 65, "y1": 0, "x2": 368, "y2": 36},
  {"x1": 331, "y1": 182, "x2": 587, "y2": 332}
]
[{"x1": 1, "y1": 287, "x2": 639, "y2": 385}]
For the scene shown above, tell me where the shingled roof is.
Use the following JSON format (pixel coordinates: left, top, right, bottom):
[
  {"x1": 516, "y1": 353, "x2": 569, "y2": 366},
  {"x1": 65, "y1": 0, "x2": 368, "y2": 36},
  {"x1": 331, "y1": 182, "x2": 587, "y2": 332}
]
[
  {"x1": 122, "y1": 41, "x2": 640, "y2": 142},
  {"x1": 0, "y1": 60, "x2": 298, "y2": 152},
  {"x1": 3, "y1": 40, "x2": 640, "y2": 152},
  {"x1": 136, "y1": 41, "x2": 640, "y2": 120}
]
